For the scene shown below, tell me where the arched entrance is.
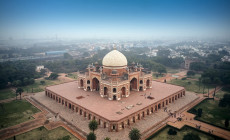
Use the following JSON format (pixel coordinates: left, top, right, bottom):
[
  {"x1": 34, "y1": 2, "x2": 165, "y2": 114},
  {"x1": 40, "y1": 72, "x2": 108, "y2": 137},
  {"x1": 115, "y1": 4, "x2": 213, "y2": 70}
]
[
  {"x1": 146, "y1": 79, "x2": 150, "y2": 87},
  {"x1": 80, "y1": 79, "x2": 83, "y2": 87},
  {"x1": 121, "y1": 87, "x2": 126, "y2": 96},
  {"x1": 158, "y1": 104, "x2": 161, "y2": 109},
  {"x1": 87, "y1": 86, "x2": 90, "y2": 91},
  {"x1": 92, "y1": 78, "x2": 99, "y2": 91},
  {"x1": 130, "y1": 78, "x2": 137, "y2": 90},
  {"x1": 104, "y1": 87, "x2": 108, "y2": 95},
  {"x1": 139, "y1": 86, "x2": 143, "y2": 91},
  {"x1": 113, "y1": 95, "x2": 116, "y2": 100}
]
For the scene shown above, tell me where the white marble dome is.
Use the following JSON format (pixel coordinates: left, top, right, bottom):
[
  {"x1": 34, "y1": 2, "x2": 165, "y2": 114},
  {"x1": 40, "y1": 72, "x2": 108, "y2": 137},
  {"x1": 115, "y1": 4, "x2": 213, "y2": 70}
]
[{"x1": 102, "y1": 50, "x2": 128, "y2": 67}]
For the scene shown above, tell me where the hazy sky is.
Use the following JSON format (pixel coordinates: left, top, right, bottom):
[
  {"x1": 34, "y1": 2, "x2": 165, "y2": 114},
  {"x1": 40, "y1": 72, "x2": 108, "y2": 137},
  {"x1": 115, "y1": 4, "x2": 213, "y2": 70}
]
[{"x1": 0, "y1": 0, "x2": 230, "y2": 40}]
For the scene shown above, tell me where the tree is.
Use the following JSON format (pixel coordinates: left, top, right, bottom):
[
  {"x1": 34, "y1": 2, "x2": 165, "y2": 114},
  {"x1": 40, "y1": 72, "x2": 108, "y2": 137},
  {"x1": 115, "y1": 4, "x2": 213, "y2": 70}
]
[
  {"x1": 104, "y1": 137, "x2": 110, "y2": 140},
  {"x1": 190, "y1": 62, "x2": 206, "y2": 71},
  {"x1": 201, "y1": 77, "x2": 210, "y2": 95},
  {"x1": 167, "y1": 128, "x2": 177, "y2": 135},
  {"x1": 88, "y1": 120, "x2": 98, "y2": 133},
  {"x1": 87, "y1": 132, "x2": 96, "y2": 140},
  {"x1": 29, "y1": 78, "x2": 35, "y2": 84},
  {"x1": 13, "y1": 80, "x2": 22, "y2": 87},
  {"x1": 129, "y1": 128, "x2": 141, "y2": 140},
  {"x1": 225, "y1": 119, "x2": 229, "y2": 128},
  {"x1": 40, "y1": 69, "x2": 47, "y2": 76},
  {"x1": 187, "y1": 71, "x2": 195, "y2": 76},
  {"x1": 40, "y1": 80, "x2": 45, "y2": 85},
  {"x1": 198, "y1": 77, "x2": 201, "y2": 91},
  {"x1": 219, "y1": 98, "x2": 227, "y2": 107},
  {"x1": 183, "y1": 133, "x2": 201, "y2": 140},
  {"x1": 49, "y1": 73, "x2": 59, "y2": 80},
  {"x1": 23, "y1": 77, "x2": 29, "y2": 86},
  {"x1": 57, "y1": 135, "x2": 71, "y2": 140},
  {"x1": 213, "y1": 77, "x2": 221, "y2": 97},
  {"x1": 205, "y1": 77, "x2": 211, "y2": 97},
  {"x1": 197, "y1": 108, "x2": 202, "y2": 117},
  {"x1": 16, "y1": 87, "x2": 24, "y2": 100},
  {"x1": 219, "y1": 94, "x2": 230, "y2": 107},
  {"x1": 156, "y1": 65, "x2": 167, "y2": 75},
  {"x1": 64, "y1": 53, "x2": 73, "y2": 59}
]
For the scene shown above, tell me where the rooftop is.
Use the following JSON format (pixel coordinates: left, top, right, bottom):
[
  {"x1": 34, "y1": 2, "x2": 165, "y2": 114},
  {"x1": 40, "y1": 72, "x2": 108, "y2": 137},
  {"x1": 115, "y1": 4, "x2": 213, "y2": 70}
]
[{"x1": 46, "y1": 81, "x2": 184, "y2": 121}]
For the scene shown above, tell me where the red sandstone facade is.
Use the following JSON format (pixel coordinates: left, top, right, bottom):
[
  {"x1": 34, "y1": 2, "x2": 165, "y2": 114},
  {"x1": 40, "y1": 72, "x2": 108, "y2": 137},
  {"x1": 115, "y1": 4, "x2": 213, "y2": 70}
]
[
  {"x1": 45, "y1": 49, "x2": 186, "y2": 132},
  {"x1": 78, "y1": 64, "x2": 152, "y2": 100},
  {"x1": 45, "y1": 86, "x2": 185, "y2": 132}
]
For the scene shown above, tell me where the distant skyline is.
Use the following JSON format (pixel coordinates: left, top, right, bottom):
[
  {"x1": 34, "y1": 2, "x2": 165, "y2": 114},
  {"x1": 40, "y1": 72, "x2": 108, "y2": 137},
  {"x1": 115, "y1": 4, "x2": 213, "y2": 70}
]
[{"x1": 0, "y1": 0, "x2": 230, "y2": 40}]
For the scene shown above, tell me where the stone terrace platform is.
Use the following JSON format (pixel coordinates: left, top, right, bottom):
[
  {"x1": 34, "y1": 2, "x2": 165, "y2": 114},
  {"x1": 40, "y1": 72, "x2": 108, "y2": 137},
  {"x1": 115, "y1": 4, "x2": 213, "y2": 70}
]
[
  {"x1": 33, "y1": 91, "x2": 198, "y2": 140},
  {"x1": 45, "y1": 81, "x2": 185, "y2": 121}
]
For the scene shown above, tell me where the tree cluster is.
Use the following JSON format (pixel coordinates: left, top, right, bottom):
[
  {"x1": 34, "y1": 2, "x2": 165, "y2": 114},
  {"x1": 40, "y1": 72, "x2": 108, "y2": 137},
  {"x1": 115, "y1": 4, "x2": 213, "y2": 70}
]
[
  {"x1": 183, "y1": 133, "x2": 201, "y2": 140},
  {"x1": 48, "y1": 73, "x2": 59, "y2": 80},
  {"x1": 219, "y1": 94, "x2": 230, "y2": 107},
  {"x1": 167, "y1": 128, "x2": 177, "y2": 135},
  {"x1": 87, "y1": 120, "x2": 98, "y2": 140},
  {"x1": 0, "y1": 61, "x2": 41, "y2": 89},
  {"x1": 187, "y1": 71, "x2": 195, "y2": 76}
]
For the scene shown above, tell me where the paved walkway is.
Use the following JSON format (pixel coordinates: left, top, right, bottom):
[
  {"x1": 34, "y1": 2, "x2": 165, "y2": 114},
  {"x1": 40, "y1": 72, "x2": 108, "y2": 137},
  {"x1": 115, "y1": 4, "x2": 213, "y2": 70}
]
[
  {"x1": 165, "y1": 91, "x2": 230, "y2": 140},
  {"x1": 168, "y1": 112, "x2": 230, "y2": 140}
]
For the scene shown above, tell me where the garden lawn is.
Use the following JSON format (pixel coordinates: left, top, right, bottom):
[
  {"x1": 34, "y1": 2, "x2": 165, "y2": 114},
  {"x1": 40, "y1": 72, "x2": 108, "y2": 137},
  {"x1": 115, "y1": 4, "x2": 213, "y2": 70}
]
[
  {"x1": 187, "y1": 74, "x2": 201, "y2": 80},
  {"x1": 147, "y1": 125, "x2": 223, "y2": 140},
  {"x1": 152, "y1": 73, "x2": 164, "y2": 80},
  {"x1": 169, "y1": 79, "x2": 214, "y2": 94},
  {"x1": 166, "y1": 67, "x2": 181, "y2": 74},
  {"x1": 215, "y1": 87, "x2": 230, "y2": 98},
  {"x1": 66, "y1": 72, "x2": 78, "y2": 80},
  {"x1": 0, "y1": 100, "x2": 40, "y2": 129},
  {"x1": 189, "y1": 99, "x2": 230, "y2": 130},
  {"x1": 0, "y1": 89, "x2": 15, "y2": 100},
  {"x1": 7, "y1": 126, "x2": 79, "y2": 140},
  {"x1": 22, "y1": 78, "x2": 64, "y2": 93}
]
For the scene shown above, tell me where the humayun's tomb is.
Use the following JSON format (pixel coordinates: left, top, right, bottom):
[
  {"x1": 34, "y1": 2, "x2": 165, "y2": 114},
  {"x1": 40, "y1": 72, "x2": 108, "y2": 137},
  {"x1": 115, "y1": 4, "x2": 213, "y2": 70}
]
[{"x1": 44, "y1": 49, "x2": 186, "y2": 132}]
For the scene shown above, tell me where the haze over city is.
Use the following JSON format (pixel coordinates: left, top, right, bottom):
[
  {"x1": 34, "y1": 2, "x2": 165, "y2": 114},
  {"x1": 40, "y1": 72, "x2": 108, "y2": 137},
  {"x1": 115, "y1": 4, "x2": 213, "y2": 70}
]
[
  {"x1": 0, "y1": 0, "x2": 230, "y2": 40},
  {"x1": 0, "y1": 0, "x2": 230, "y2": 140}
]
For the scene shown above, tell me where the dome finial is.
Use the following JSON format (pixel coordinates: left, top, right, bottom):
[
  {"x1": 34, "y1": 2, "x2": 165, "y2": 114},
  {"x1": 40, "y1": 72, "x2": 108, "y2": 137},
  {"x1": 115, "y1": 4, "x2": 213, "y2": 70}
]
[{"x1": 113, "y1": 44, "x2": 116, "y2": 50}]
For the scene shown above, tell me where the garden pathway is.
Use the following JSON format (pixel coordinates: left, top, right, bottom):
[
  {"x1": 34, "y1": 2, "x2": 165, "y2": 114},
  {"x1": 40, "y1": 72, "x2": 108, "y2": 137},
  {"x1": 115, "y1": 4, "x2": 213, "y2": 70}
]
[
  {"x1": 156, "y1": 70, "x2": 187, "y2": 83},
  {"x1": 166, "y1": 91, "x2": 230, "y2": 140},
  {"x1": 0, "y1": 98, "x2": 85, "y2": 140}
]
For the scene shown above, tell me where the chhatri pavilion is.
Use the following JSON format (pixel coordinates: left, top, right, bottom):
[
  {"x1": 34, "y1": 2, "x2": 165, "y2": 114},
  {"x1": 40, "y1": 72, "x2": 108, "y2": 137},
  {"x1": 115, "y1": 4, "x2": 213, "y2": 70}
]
[{"x1": 45, "y1": 49, "x2": 186, "y2": 132}]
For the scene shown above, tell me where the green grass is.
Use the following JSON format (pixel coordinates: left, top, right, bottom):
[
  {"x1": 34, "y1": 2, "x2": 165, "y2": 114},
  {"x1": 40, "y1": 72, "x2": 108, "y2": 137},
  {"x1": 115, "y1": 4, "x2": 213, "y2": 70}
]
[
  {"x1": 0, "y1": 89, "x2": 15, "y2": 100},
  {"x1": 187, "y1": 74, "x2": 201, "y2": 80},
  {"x1": 22, "y1": 78, "x2": 64, "y2": 93},
  {"x1": 189, "y1": 99, "x2": 230, "y2": 130},
  {"x1": 147, "y1": 125, "x2": 223, "y2": 140},
  {"x1": 215, "y1": 87, "x2": 230, "y2": 98},
  {"x1": 168, "y1": 79, "x2": 214, "y2": 94},
  {"x1": 152, "y1": 73, "x2": 164, "y2": 80},
  {"x1": 0, "y1": 100, "x2": 40, "y2": 129},
  {"x1": 166, "y1": 67, "x2": 181, "y2": 74},
  {"x1": 66, "y1": 72, "x2": 78, "y2": 79},
  {"x1": 7, "y1": 126, "x2": 79, "y2": 140}
]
